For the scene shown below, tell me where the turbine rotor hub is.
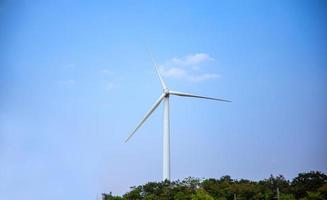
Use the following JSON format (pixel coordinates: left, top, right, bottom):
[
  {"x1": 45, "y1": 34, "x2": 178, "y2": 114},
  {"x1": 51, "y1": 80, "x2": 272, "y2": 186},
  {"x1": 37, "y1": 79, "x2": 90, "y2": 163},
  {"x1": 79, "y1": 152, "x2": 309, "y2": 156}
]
[{"x1": 163, "y1": 89, "x2": 169, "y2": 96}]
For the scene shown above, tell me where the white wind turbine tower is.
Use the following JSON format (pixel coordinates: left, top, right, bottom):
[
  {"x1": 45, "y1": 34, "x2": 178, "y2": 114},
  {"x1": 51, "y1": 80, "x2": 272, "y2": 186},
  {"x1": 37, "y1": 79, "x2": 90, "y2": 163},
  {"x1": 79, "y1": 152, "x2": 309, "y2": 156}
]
[{"x1": 125, "y1": 54, "x2": 231, "y2": 181}]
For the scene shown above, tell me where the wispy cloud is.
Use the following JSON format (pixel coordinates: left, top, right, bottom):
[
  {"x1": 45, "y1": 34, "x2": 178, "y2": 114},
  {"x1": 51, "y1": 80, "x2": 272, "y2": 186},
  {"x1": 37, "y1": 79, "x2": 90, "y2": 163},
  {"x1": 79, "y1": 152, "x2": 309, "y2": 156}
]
[
  {"x1": 162, "y1": 67, "x2": 187, "y2": 78},
  {"x1": 159, "y1": 53, "x2": 219, "y2": 82},
  {"x1": 188, "y1": 73, "x2": 220, "y2": 82},
  {"x1": 171, "y1": 53, "x2": 215, "y2": 66}
]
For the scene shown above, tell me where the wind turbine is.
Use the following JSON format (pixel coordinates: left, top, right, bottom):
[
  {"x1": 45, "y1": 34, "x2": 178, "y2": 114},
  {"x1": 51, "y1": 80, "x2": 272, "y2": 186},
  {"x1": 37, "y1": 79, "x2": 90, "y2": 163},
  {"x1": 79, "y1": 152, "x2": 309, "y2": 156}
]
[{"x1": 125, "y1": 54, "x2": 231, "y2": 181}]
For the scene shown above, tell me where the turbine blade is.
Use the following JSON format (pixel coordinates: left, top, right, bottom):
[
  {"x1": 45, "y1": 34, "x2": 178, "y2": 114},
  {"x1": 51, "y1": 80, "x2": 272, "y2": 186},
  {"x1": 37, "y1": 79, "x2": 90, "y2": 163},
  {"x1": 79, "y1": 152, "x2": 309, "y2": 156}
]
[
  {"x1": 155, "y1": 64, "x2": 167, "y2": 89},
  {"x1": 169, "y1": 91, "x2": 231, "y2": 102},
  {"x1": 147, "y1": 48, "x2": 167, "y2": 89},
  {"x1": 125, "y1": 93, "x2": 165, "y2": 143}
]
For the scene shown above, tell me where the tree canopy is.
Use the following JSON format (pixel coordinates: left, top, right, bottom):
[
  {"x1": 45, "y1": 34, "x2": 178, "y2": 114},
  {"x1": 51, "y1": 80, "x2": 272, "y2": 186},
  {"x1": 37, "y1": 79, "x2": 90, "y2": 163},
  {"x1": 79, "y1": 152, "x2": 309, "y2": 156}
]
[{"x1": 102, "y1": 171, "x2": 327, "y2": 200}]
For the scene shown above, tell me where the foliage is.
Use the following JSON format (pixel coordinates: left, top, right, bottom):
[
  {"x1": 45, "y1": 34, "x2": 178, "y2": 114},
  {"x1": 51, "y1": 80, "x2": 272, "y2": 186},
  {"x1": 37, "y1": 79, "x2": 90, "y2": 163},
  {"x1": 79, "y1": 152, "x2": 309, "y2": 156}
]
[
  {"x1": 291, "y1": 171, "x2": 327, "y2": 199},
  {"x1": 103, "y1": 171, "x2": 327, "y2": 200},
  {"x1": 191, "y1": 189, "x2": 214, "y2": 200}
]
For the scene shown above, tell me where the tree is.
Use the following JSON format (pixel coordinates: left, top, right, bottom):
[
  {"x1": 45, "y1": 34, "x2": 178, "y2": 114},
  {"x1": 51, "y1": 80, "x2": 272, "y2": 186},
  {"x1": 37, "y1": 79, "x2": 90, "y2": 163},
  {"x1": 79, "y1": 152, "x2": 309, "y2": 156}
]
[
  {"x1": 291, "y1": 171, "x2": 327, "y2": 199},
  {"x1": 142, "y1": 182, "x2": 163, "y2": 197},
  {"x1": 280, "y1": 193, "x2": 296, "y2": 200},
  {"x1": 202, "y1": 178, "x2": 220, "y2": 198},
  {"x1": 302, "y1": 191, "x2": 325, "y2": 200},
  {"x1": 102, "y1": 193, "x2": 125, "y2": 200},
  {"x1": 101, "y1": 171, "x2": 327, "y2": 200},
  {"x1": 123, "y1": 186, "x2": 142, "y2": 200},
  {"x1": 318, "y1": 183, "x2": 327, "y2": 199},
  {"x1": 143, "y1": 194, "x2": 158, "y2": 200},
  {"x1": 235, "y1": 181, "x2": 258, "y2": 200},
  {"x1": 191, "y1": 189, "x2": 214, "y2": 200},
  {"x1": 174, "y1": 191, "x2": 191, "y2": 200}
]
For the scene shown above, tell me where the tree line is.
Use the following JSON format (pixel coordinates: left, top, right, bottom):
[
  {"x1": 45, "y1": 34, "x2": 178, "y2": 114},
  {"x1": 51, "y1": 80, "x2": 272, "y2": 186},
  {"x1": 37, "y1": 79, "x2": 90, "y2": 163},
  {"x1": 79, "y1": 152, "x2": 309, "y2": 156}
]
[{"x1": 102, "y1": 171, "x2": 327, "y2": 200}]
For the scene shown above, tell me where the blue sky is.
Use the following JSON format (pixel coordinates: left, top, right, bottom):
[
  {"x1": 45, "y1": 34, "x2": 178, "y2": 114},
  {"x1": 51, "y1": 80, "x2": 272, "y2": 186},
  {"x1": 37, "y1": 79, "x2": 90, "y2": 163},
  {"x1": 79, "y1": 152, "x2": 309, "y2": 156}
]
[{"x1": 1, "y1": 0, "x2": 326, "y2": 199}]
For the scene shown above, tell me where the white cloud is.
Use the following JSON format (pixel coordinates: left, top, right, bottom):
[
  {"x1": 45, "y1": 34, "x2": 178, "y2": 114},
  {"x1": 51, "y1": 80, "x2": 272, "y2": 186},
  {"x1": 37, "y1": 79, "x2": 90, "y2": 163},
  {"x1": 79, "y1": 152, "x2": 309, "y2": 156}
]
[
  {"x1": 161, "y1": 67, "x2": 186, "y2": 78},
  {"x1": 171, "y1": 53, "x2": 214, "y2": 66},
  {"x1": 188, "y1": 73, "x2": 220, "y2": 82},
  {"x1": 160, "y1": 66, "x2": 219, "y2": 82},
  {"x1": 159, "y1": 53, "x2": 220, "y2": 82}
]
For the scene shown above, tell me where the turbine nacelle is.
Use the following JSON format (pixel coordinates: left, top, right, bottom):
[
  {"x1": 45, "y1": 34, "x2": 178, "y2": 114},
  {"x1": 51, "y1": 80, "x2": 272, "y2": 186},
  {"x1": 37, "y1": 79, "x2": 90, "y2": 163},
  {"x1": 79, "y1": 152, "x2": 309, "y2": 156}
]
[{"x1": 163, "y1": 88, "x2": 169, "y2": 96}]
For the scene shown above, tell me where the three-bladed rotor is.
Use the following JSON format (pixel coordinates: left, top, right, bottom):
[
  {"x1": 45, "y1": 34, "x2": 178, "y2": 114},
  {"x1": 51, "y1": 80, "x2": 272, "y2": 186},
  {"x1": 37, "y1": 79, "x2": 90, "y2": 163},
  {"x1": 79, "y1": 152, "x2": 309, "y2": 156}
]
[{"x1": 125, "y1": 85, "x2": 231, "y2": 143}]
